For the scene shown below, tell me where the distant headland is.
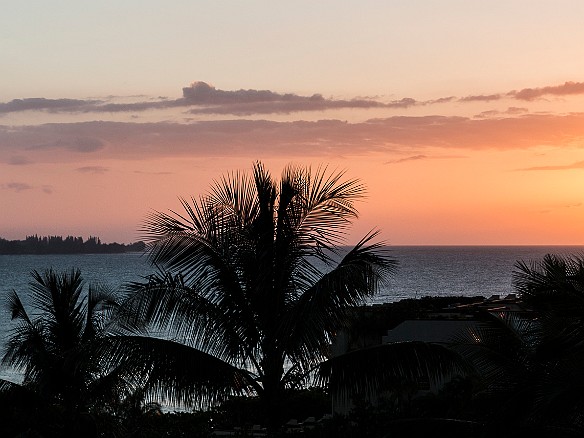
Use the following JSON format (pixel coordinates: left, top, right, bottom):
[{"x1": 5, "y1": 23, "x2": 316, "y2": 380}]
[{"x1": 0, "y1": 235, "x2": 146, "y2": 255}]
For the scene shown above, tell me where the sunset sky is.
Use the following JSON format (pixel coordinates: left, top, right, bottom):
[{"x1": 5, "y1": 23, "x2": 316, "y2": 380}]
[{"x1": 2, "y1": 1, "x2": 584, "y2": 245}]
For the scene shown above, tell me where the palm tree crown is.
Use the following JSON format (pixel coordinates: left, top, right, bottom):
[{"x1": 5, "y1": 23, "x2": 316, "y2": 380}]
[
  {"x1": 119, "y1": 162, "x2": 396, "y2": 425},
  {"x1": 1, "y1": 268, "x2": 126, "y2": 435}
]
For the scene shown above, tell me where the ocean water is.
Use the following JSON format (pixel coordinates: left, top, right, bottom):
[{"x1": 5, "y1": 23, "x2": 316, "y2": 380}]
[
  {"x1": 1, "y1": 246, "x2": 582, "y2": 381},
  {"x1": 383, "y1": 245, "x2": 584, "y2": 303}
]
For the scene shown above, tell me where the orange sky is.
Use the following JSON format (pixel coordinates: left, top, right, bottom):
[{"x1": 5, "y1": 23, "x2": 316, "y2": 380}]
[{"x1": 2, "y1": 2, "x2": 584, "y2": 245}]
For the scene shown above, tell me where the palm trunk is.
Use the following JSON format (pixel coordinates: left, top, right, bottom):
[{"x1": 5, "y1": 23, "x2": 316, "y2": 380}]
[
  {"x1": 262, "y1": 377, "x2": 285, "y2": 432},
  {"x1": 261, "y1": 350, "x2": 286, "y2": 432}
]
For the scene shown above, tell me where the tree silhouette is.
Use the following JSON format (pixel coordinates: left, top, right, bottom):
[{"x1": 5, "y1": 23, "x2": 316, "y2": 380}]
[
  {"x1": 0, "y1": 268, "x2": 133, "y2": 436},
  {"x1": 451, "y1": 254, "x2": 584, "y2": 437},
  {"x1": 112, "y1": 162, "x2": 396, "y2": 428}
]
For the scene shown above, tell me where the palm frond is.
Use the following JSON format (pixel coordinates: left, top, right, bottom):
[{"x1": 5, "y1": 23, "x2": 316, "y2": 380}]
[
  {"x1": 7, "y1": 289, "x2": 31, "y2": 323},
  {"x1": 119, "y1": 271, "x2": 261, "y2": 368},
  {"x1": 450, "y1": 316, "x2": 535, "y2": 396},
  {"x1": 513, "y1": 254, "x2": 584, "y2": 310},
  {"x1": 282, "y1": 164, "x2": 366, "y2": 250},
  {"x1": 208, "y1": 167, "x2": 259, "y2": 228},
  {"x1": 28, "y1": 269, "x2": 86, "y2": 352},
  {"x1": 100, "y1": 335, "x2": 259, "y2": 408},
  {"x1": 2, "y1": 318, "x2": 49, "y2": 383},
  {"x1": 280, "y1": 233, "x2": 396, "y2": 371},
  {"x1": 318, "y1": 341, "x2": 472, "y2": 406},
  {"x1": 0, "y1": 378, "x2": 21, "y2": 392},
  {"x1": 84, "y1": 283, "x2": 120, "y2": 341}
]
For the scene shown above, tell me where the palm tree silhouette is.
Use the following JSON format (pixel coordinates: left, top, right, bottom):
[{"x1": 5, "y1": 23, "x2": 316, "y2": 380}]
[
  {"x1": 452, "y1": 254, "x2": 584, "y2": 436},
  {"x1": 1, "y1": 268, "x2": 131, "y2": 436},
  {"x1": 113, "y1": 162, "x2": 396, "y2": 428}
]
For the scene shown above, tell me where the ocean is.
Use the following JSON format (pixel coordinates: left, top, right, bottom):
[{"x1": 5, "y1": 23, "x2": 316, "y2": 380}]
[{"x1": 1, "y1": 246, "x2": 583, "y2": 382}]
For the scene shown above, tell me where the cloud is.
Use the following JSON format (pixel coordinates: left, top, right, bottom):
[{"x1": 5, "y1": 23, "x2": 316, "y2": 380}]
[
  {"x1": 27, "y1": 136, "x2": 105, "y2": 153},
  {"x1": 7, "y1": 155, "x2": 33, "y2": 165},
  {"x1": 510, "y1": 81, "x2": 584, "y2": 101},
  {"x1": 187, "y1": 98, "x2": 386, "y2": 115},
  {"x1": 0, "y1": 83, "x2": 389, "y2": 116},
  {"x1": 67, "y1": 137, "x2": 105, "y2": 152},
  {"x1": 517, "y1": 160, "x2": 584, "y2": 171},
  {"x1": 182, "y1": 81, "x2": 300, "y2": 104},
  {"x1": 0, "y1": 96, "x2": 174, "y2": 115},
  {"x1": 184, "y1": 81, "x2": 392, "y2": 115},
  {"x1": 0, "y1": 98, "x2": 99, "y2": 114},
  {"x1": 2, "y1": 80, "x2": 584, "y2": 118},
  {"x1": 475, "y1": 110, "x2": 500, "y2": 119},
  {"x1": 385, "y1": 154, "x2": 467, "y2": 164},
  {"x1": 386, "y1": 155, "x2": 428, "y2": 164},
  {"x1": 475, "y1": 107, "x2": 529, "y2": 118},
  {"x1": 506, "y1": 107, "x2": 529, "y2": 115},
  {"x1": 459, "y1": 94, "x2": 502, "y2": 102},
  {"x1": 386, "y1": 98, "x2": 418, "y2": 108},
  {"x1": 457, "y1": 81, "x2": 584, "y2": 104},
  {"x1": 2, "y1": 182, "x2": 33, "y2": 192},
  {"x1": 0, "y1": 82, "x2": 434, "y2": 117},
  {"x1": 2, "y1": 112, "x2": 583, "y2": 165},
  {"x1": 76, "y1": 166, "x2": 109, "y2": 174},
  {"x1": 428, "y1": 96, "x2": 456, "y2": 104},
  {"x1": 133, "y1": 170, "x2": 172, "y2": 175}
]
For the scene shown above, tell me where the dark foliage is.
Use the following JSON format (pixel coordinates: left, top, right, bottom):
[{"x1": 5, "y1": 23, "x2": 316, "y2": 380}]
[
  {"x1": 447, "y1": 253, "x2": 584, "y2": 437},
  {"x1": 0, "y1": 268, "x2": 138, "y2": 436},
  {"x1": 114, "y1": 162, "x2": 396, "y2": 429},
  {"x1": 0, "y1": 235, "x2": 145, "y2": 254}
]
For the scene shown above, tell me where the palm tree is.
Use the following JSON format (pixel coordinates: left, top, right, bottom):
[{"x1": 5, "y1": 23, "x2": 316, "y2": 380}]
[
  {"x1": 512, "y1": 254, "x2": 584, "y2": 434},
  {"x1": 1, "y1": 268, "x2": 131, "y2": 436},
  {"x1": 113, "y1": 162, "x2": 396, "y2": 428},
  {"x1": 451, "y1": 254, "x2": 584, "y2": 436},
  {"x1": 513, "y1": 253, "x2": 584, "y2": 318}
]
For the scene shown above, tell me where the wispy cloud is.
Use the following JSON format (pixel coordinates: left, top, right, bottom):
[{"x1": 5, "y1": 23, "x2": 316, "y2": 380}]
[
  {"x1": 2, "y1": 182, "x2": 33, "y2": 192},
  {"x1": 7, "y1": 155, "x2": 33, "y2": 165},
  {"x1": 475, "y1": 107, "x2": 529, "y2": 119},
  {"x1": 386, "y1": 154, "x2": 428, "y2": 164},
  {"x1": 385, "y1": 154, "x2": 467, "y2": 164},
  {"x1": 76, "y1": 166, "x2": 109, "y2": 174},
  {"x1": 510, "y1": 81, "x2": 584, "y2": 101},
  {"x1": 27, "y1": 136, "x2": 105, "y2": 153},
  {"x1": 506, "y1": 107, "x2": 529, "y2": 115},
  {"x1": 517, "y1": 160, "x2": 584, "y2": 171},
  {"x1": 460, "y1": 94, "x2": 502, "y2": 103},
  {"x1": 458, "y1": 81, "x2": 584, "y2": 104},
  {"x1": 0, "y1": 98, "x2": 99, "y2": 114},
  {"x1": 133, "y1": 170, "x2": 173, "y2": 175}
]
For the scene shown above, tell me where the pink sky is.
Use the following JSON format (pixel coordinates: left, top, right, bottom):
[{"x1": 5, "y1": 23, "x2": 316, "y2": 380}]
[{"x1": 3, "y1": 2, "x2": 584, "y2": 245}]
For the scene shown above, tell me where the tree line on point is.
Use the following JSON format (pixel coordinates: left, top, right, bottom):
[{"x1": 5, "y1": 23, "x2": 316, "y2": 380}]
[{"x1": 0, "y1": 235, "x2": 145, "y2": 254}]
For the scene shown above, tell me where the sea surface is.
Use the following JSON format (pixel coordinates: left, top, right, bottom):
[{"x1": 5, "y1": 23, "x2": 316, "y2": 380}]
[{"x1": 1, "y1": 246, "x2": 583, "y2": 382}]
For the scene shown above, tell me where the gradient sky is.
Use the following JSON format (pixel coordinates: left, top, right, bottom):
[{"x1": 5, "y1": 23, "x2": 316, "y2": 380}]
[{"x1": 2, "y1": 1, "x2": 584, "y2": 245}]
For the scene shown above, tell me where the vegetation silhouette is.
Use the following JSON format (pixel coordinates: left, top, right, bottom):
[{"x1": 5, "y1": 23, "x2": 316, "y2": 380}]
[
  {"x1": 0, "y1": 268, "x2": 140, "y2": 436},
  {"x1": 446, "y1": 254, "x2": 584, "y2": 437},
  {"x1": 112, "y1": 161, "x2": 397, "y2": 429},
  {"x1": 0, "y1": 235, "x2": 145, "y2": 254}
]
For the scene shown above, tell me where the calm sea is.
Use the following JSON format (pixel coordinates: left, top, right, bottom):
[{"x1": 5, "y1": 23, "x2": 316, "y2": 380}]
[{"x1": 1, "y1": 246, "x2": 583, "y2": 381}]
